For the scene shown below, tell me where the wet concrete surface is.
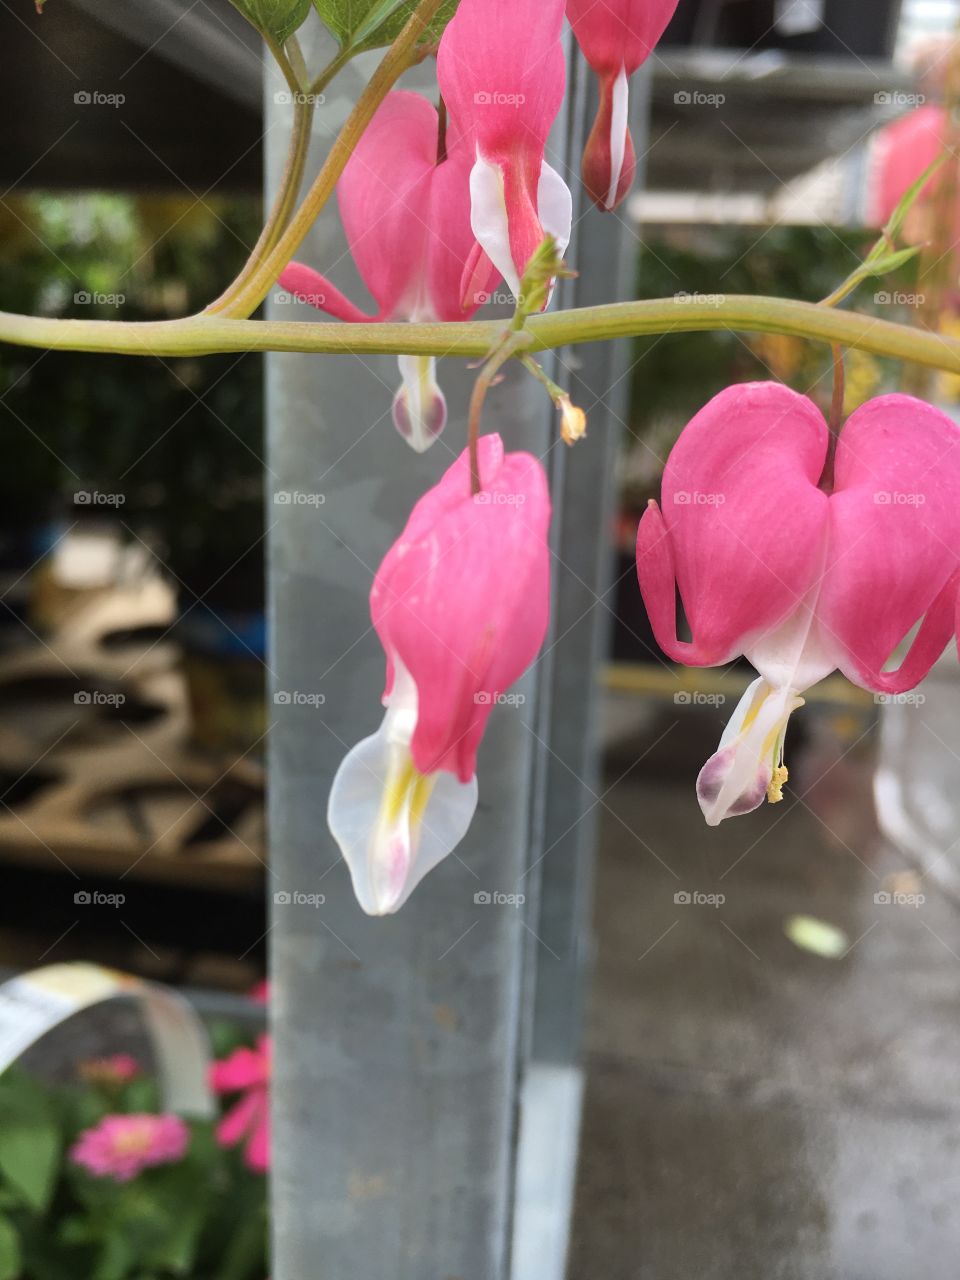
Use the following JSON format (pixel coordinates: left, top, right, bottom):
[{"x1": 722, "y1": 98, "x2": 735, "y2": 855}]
[{"x1": 569, "y1": 700, "x2": 960, "y2": 1280}]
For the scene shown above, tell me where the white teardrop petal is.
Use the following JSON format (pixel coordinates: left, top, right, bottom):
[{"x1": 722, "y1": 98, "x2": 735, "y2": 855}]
[
  {"x1": 537, "y1": 161, "x2": 573, "y2": 260},
  {"x1": 328, "y1": 711, "x2": 478, "y2": 916},
  {"x1": 468, "y1": 154, "x2": 520, "y2": 297},
  {"x1": 605, "y1": 65, "x2": 630, "y2": 210},
  {"x1": 392, "y1": 354, "x2": 447, "y2": 453}
]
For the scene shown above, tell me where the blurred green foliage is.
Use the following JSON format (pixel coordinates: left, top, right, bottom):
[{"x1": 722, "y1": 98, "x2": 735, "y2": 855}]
[
  {"x1": 0, "y1": 194, "x2": 263, "y2": 603},
  {"x1": 0, "y1": 1057, "x2": 267, "y2": 1280},
  {"x1": 626, "y1": 223, "x2": 925, "y2": 501}
]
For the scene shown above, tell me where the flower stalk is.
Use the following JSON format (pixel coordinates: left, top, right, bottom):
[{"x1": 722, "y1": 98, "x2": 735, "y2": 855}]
[{"x1": 4, "y1": 295, "x2": 960, "y2": 373}]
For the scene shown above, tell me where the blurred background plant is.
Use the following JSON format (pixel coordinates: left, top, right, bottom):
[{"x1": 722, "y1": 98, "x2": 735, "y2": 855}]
[
  {"x1": 0, "y1": 1011, "x2": 268, "y2": 1280},
  {"x1": 0, "y1": 194, "x2": 264, "y2": 616}
]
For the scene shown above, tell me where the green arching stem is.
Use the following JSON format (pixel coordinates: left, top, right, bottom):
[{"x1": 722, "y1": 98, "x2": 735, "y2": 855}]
[
  {"x1": 4, "y1": 296, "x2": 960, "y2": 373},
  {"x1": 213, "y1": 0, "x2": 448, "y2": 319},
  {"x1": 206, "y1": 95, "x2": 313, "y2": 313},
  {"x1": 207, "y1": 42, "x2": 354, "y2": 315}
]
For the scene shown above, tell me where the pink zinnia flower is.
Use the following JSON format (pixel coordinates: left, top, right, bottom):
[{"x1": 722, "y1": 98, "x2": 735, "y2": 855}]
[
  {"x1": 209, "y1": 1034, "x2": 270, "y2": 1173},
  {"x1": 77, "y1": 1053, "x2": 142, "y2": 1086},
  {"x1": 70, "y1": 1113, "x2": 189, "y2": 1182}
]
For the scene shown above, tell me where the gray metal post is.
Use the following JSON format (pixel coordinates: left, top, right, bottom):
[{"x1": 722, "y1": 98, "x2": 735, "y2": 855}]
[{"x1": 266, "y1": 24, "x2": 645, "y2": 1280}]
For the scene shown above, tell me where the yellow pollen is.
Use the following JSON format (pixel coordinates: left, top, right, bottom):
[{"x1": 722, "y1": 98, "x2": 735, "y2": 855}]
[{"x1": 767, "y1": 764, "x2": 789, "y2": 805}]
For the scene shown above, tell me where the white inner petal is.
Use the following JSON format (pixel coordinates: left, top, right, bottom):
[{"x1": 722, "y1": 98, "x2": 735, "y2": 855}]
[
  {"x1": 605, "y1": 65, "x2": 630, "y2": 210},
  {"x1": 468, "y1": 153, "x2": 520, "y2": 296},
  {"x1": 745, "y1": 589, "x2": 836, "y2": 693},
  {"x1": 698, "y1": 680, "x2": 803, "y2": 826},
  {"x1": 537, "y1": 161, "x2": 573, "y2": 261},
  {"x1": 392, "y1": 353, "x2": 447, "y2": 453},
  {"x1": 327, "y1": 659, "x2": 479, "y2": 915}
]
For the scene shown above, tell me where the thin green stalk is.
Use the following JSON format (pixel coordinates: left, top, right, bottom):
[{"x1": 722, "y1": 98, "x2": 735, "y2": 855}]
[
  {"x1": 207, "y1": 44, "x2": 353, "y2": 315},
  {"x1": 4, "y1": 296, "x2": 960, "y2": 373},
  {"x1": 467, "y1": 332, "x2": 532, "y2": 492},
  {"x1": 216, "y1": 0, "x2": 447, "y2": 319}
]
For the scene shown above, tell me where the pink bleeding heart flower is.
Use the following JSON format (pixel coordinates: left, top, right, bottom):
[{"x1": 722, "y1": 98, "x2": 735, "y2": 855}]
[
  {"x1": 279, "y1": 91, "x2": 499, "y2": 453},
  {"x1": 566, "y1": 0, "x2": 678, "y2": 210},
  {"x1": 70, "y1": 1113, "x2": 189, "y2": 1182},
  {"x1": 636, "y1": 382, "x2": 960, "y2": 825},
  {"x1": 209, "y1": 1034, "x2": 270, "y2": 1173},
  {"x1": 328, "y1": 434, "x2": 551, "y2": 915},
  {"x1": 437, "y1": 0, "x2": 572, "y2": 301}
]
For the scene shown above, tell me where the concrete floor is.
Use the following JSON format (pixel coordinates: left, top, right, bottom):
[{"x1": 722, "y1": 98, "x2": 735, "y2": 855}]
[{"x1": 569, "y1": 699, "x2": 960, "y2": 1280}]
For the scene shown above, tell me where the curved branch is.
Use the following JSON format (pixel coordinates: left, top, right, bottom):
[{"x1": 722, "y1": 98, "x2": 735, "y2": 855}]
[{"x1": 1, "y1": 297, "x2": 959, "y2": 373}]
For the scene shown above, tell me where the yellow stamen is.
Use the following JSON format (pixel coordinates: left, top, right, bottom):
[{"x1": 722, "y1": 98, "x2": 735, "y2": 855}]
[
  {"x1": 379, "y1": 752, "x2": 437, "y2": 837},
  {"x1": 767, "y1": 764, "x2": 789, "y2": 804}
]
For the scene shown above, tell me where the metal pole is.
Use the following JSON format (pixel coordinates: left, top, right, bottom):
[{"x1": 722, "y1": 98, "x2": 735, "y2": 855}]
[{"x1": 266, "y1": 27, "x2": 647, "y2": 1280}]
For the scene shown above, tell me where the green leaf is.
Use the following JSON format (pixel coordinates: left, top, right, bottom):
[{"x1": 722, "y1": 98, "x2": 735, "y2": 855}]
[
  {"x1": 0, "y1": 1125, "x2": 59, "y2": 1216},
  {"x1": 884, "y1": 153, "x2": 945, "y2": 242},
  {"x1": 311, "y1": 0, "x2": 458, "y2": 52},
  {"x1": 860, "y1": 245, "x2": 923, "y2": 278},
  {"x1": 91, "y1": 1232, "x2": 135, "y2": 1280},
  {"x1": 0, "y1": 1216, "x2": 21, "y2": 1280},
  {"x1": 0, "y1": 1079, "x2": 61, "y2": 1215},
  {"x1": 226, "y1": 0, "x2": 311, "y2": 44}
]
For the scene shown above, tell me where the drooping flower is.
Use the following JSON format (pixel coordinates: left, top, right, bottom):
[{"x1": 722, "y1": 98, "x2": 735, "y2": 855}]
[
  {"x1": 209, "y1": 1034, "x2": 270, "y2": 1173},
  {"x1": 70, "y1": 1113, "x2": 189, "y2": 1182},
  {"x1": 636, "y1": 382, "x2": 960, "y2": 825},
  {"x1": 279, "y1": 91, "x2": 499, "y2": 453},
  {"x1": 328, "y1": 435, "x2": 551, "y2": 915},
  {"x1": 437, "y1": 0, "x2": 572, "y2": 300},
  {"x1": 566, "y1": 0, "x2": 679, "y2": 210},
  {"x1": 77, "y1": 1053, "x2": 142, "y2": 1086}
]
